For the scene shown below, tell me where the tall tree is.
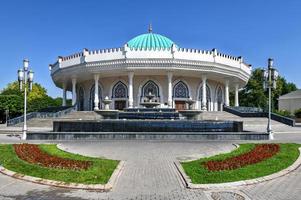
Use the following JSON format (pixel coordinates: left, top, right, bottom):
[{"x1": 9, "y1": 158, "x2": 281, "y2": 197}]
[
  {"x1": 0, "y1": 81, "x2": 63, "y2": 113},
  {"x1": 238, "y1": 68, "x2": 297, "y2": 110}
]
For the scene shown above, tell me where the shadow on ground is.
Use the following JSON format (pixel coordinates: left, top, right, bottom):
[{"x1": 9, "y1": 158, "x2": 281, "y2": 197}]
[{"x1": 0, "y1": 188, "x2": 93, "y2": 200}]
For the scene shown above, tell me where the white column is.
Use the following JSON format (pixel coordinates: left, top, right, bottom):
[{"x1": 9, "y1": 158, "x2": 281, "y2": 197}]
[
  {"x1": 210, "y1": 102, "x2": 213, "y2": 111},
  {"x1": 235, "y1": 83, "x2": 239, "y2": 107},
  {"x1": 62, "y1": 83, "x2": 67, "y2": 106},
  {"x1": 128, "y1": 72, "x2": 134, "y2": 108},
  {"x1": 214, "y1": 102, "x2": 218, "y2": 111},
  {"x1": 167, "y1": 72, "x2": 173, "y2": 108},
  {"x1": 94, "y1": 74, "x2": 99, "y2": 110},
  {"x1": 72, "y1": 78, "x2": 77, "y2": 106},
  {"x1": 202, "y1": 76, "x2": 207, "y2": 111},
  {"x1": 225, "y1": 80, "x2": 229, "y2": 106}
]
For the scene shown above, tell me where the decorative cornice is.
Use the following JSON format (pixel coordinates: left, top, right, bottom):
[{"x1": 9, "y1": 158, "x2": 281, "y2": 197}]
[{"x1": 51, "y1": 58, "x2": 250, "y2": 83}]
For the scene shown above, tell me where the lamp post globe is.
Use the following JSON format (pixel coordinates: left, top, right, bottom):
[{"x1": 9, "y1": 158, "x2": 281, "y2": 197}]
[{"x1": 23, "y1": 59, "x2": 29, "y2": 71}]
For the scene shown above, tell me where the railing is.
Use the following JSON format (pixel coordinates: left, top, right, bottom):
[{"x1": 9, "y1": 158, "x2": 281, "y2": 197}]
[
  {"x1": 7, "y1": 106, "x2": 76, "y2": 126},
  {"x1": 270, "y1": 113, "x2": 296, "y2": 127},
  {"x1": 224, "y1": 106, "x2": 295, "y2": 127},
  {"x1": 223, "y1": 106, "x2": 265, "y2": 117}
]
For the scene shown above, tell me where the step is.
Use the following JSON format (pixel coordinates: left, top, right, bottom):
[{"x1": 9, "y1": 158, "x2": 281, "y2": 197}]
[{"x1": 118, "y1": 112, "x2": 180, "y2": 120}]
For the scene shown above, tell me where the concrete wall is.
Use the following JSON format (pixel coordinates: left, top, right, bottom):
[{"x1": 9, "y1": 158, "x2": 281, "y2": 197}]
[{"x1": 279, "y1": 98, "x2": 301, "y2": 114}]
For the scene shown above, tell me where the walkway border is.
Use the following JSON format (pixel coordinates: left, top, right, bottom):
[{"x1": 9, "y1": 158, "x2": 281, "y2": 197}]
[{"x1": 174, "y1": 147, "x2": 301, "y2": 189}]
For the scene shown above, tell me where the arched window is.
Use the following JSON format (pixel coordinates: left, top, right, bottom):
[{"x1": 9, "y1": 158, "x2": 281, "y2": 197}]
[
  {"x1": 217, "y1": 87, "x2": 223, "y2": 111},
  {"x1": 173, "y1": 81, "x2": 189, "y2": 98},
  {"x1": 89, "y1": 84, "x2": 102, "y2": 111},
  {"x1": 112, "y1": 81, "x2": 127, "y2": 98},
  {"x1": 77, "y1": 86, "x2": 84, "y2": 111},
  {"x1": 141, "y1": 80, "x2": 159, "y2": 97},
  {"x1": 217, "y1": 87, "x2": 223, "y2": 104}
]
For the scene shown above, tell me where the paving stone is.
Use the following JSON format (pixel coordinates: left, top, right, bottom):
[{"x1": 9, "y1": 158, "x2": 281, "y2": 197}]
[{"x1": 0, "y1": 133, "x2": 301, "y2": 199}]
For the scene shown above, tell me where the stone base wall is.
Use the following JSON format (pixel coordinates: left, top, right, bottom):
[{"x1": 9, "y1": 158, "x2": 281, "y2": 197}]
[{"x1": 27, "y1": 132, "x2": 268, "y2": 140}]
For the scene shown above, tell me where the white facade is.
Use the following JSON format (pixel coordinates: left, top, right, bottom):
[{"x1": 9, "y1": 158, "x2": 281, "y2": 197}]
[
  {"x1": 279, "y1": 90, "x2": 301, "y2": 114},
  {"x1": 49, "y1": 33, "x2": 251, "y2": 111}
]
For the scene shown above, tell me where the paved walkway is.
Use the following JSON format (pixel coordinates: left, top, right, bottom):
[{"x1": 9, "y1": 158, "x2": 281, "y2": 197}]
[{"x1": 0, "y1": 132, "x2": 301, "y2": 199}]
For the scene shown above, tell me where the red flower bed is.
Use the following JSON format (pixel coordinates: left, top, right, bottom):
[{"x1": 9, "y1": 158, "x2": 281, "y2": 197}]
[
  {"x1": 204, "y1": 144, "x2": 280, "y2": 171},
  {"x1": 13, "y1": 144, "x2": 92, "y2": 170}
]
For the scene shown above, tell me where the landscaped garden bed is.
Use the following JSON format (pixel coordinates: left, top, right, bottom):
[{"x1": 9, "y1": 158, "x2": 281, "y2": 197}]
[
  {"x1": 181, "y1": 143, "x2": 300, "y2": 184},
  {"x1": 0, "y1": 144, "x2": 119, "y2": 184},
  {"x1": 204, "y1": 144, "x2": 280, "y2": 171},
  {"x1": 14, "y1": 144, "x2": 92, "y2": 170}
]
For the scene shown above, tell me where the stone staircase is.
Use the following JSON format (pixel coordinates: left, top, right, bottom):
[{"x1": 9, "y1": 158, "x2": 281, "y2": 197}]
[
  {"x1": 10, "y1": 110, "x2": 297, "y2": 133},
  {"x1": 200, "y1": 111, "x2": 291, "y2": 132},
  {"x1": 13, "y1": 111, "x2": 101, "y2": 128},
  {"x1": 58, "y1": 111, "x2": 102, "y2": 121}
]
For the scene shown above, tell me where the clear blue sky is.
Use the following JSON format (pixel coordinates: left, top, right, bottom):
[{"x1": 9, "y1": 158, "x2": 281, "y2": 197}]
[{"x1": 0, "y1": 0, "x2": 300, "y2": 97}]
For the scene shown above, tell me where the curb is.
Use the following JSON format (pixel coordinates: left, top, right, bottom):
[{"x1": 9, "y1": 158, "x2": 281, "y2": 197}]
[
  {"x1": 0, "y1": 158, "x2": 124, "y2": 191},
  {"x1": 175, "y1": 147, "x2": 301, "y2": 189}
]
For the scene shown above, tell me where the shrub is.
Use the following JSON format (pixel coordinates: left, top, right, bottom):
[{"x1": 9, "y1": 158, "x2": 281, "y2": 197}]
[
  {"x1": 295, "y1": 108, "x2": 301, "y2": 118},
  {"x1": 274, "y1": 109, "x2": 293, "y2": 118}
]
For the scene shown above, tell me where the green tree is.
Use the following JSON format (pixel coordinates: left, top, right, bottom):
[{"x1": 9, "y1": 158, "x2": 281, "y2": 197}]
[
  {"x1": 239, "y1": 69, "x2": 267, "y2": 108},
  {"x1": 0, "y1": 95, "x2": 23, "y2": 122},
  {"x1": 1, "y1": 81, "x2": 48, "y2": 103},
  {"x1": 0, "y1": 81, "x2": 64, "y2": 113},
  {"x1": 238, "y1": 68, "x2": 297, "y2": 110}
]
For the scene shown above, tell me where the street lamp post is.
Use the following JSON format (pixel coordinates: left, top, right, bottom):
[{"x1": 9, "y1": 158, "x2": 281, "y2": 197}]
[
  {"x1": 18, "y1": 59, "x2": 34, "y2": 140},
  {"x1": 5, "y1": 109, "x2": 9, "y2": 126},
  {"x1": 263, "y1": 58, "x2": 278, "y2": 140}
]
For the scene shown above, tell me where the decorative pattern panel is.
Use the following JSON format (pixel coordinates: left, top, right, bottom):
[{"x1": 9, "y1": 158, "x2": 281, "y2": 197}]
[
  {"x1": 113, "y1": 81, "x2": 127, "y2": 98},
  {"x1": 173, "y1": 81, "x2": 189, "y2": 98}
]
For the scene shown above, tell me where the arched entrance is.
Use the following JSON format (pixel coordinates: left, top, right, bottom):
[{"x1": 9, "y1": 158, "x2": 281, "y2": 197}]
[
  {"x1": 173, "y1": 81, "x2": 189, "y2": 110},
  {"x1": 112, "y1": 81, "x2": 128, "y2": 110},
  {"x1": 140, "y1": 80, "x2": 160, "y2": 103},
  {"x1": 216, "y1": 86, "x2": 223, "y2": 111},
  {"x1": 77, "y1": 86, "x2": 85, "y2": 111}
]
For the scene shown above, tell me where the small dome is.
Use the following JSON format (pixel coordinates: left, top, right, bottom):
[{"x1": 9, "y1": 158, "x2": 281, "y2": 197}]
[{"x1": 127, "y1": 32, "x2": 176, "y2": 50}]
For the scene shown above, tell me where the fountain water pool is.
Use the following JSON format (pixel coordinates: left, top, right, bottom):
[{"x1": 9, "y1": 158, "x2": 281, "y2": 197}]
[{"x1": 26, "y1": 96, "x2": 269, "y2": 140}]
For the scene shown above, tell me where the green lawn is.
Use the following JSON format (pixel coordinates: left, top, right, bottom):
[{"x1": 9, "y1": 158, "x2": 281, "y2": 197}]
[
  {"x1": 0, "y1": 144, "x2": 119, "y2": 184},
  {"x1": 181, "y1": 143, "x2": 301, "y2": 184}
]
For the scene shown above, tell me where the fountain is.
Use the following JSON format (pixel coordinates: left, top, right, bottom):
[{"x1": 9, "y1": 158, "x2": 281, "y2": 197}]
[
  {"x1": 95, "y1": 96, "x2": 119, "y2": 119},
  {"x1": 103, "y1": 96, "x2": 112, "y2": 110},
  {"x1": 178, "y1": 98, "x2": 202, "y2": 120},
  {"x1": 140, "y1": 92, "x2": 161, "y2": 108},
  {"x1": 48, "y1": 96, "x2": 250, "y2": 140}
]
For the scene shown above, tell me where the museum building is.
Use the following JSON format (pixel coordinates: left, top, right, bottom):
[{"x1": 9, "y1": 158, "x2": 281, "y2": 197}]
[{"x1": 49, "y1": 27, "x2": 252, "y2": 111}]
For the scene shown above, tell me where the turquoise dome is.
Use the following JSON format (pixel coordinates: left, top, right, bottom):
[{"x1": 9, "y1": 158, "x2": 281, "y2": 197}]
[{"x1": 127, "y1": 33, "x2": 176, "y2": 50}]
